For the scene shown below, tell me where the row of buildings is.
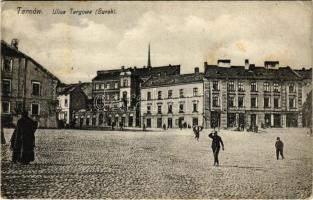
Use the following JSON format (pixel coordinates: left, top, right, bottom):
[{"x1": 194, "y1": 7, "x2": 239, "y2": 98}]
[{"x1": 1, "y1": 39, "x2": 312, "y2": 129}]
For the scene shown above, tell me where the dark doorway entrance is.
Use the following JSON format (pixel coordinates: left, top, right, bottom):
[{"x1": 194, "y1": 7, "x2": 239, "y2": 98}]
[
  {"x1": 128, "y1": 116, "x2": 133, "y2": 127},
  {"x1": 239, "y1": 113, "x2": 245, "y2": 128},
  {"x1": 286, "y1": 114, "x2": 298, "y2": 127},
  {"x1": 157, "y1": 118, "x2": 162, "y2": 128},
  {"x1": 178, "y1": 117, "x2": 184, "y2": 128},
  {"x1": 264, "y1": 114, "x2": 271, "y2": 127},
  {"x1": 146, "y1": 118, "x2": 151, "y2": 128},
  {"x1": 211, "y1": 111, "x2": 220, "y2": 128},
  {"x1": 227, "y1": 113, "x2": 236, "y2": 127},
  {"x1": 168, "y1": 118, "x2": 172, "y2": 128},
  {"x1": 250, "y1": 114, "x2": 256, "y2": 126},
  {"x1": 273, "y1": 114, "x2": 281, "y2": 127}
]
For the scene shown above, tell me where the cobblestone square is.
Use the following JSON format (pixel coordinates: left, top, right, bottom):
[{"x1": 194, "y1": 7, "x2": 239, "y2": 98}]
[{"x1": 1, "y1": 128, "x2": 312, "y2": 199}]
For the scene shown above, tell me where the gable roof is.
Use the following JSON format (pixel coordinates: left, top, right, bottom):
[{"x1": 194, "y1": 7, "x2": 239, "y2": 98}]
[
  {"x1": 1, "y1": 40, "x2": 61, "y2": 83},
  {"x1": 294, "y1": 68, "x2": 312, "y2": 80},
  {"x1": 142, "y1": 73, "x2": 204, "y2": 88}
]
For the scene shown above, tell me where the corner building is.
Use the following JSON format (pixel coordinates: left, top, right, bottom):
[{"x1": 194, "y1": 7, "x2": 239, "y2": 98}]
[{"x1": 203, "y1": 60, "x2": 305, "y2": 129}]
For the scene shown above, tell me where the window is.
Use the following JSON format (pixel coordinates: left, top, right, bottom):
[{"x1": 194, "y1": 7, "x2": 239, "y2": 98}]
[
  {"x1": 100, "y1": 84, "x2": 105, "y2": 90},
  {"x1": 115, "y1": 82, "x2": 119, "y2": 89},
  {"x1": 251, "y1": 82, "x2": 257, "y2": 92},
  {"x1": 228, "y1": 81, "x2": 235, "y2": 91},
  {"x1": 238, "y1": 82, "x2": 244, "y2": 91},
  {"x1": 289, "y1": 83, "x2": 295, "y2": 93},
  {"x1": 238, "y1": 96, "x2": 244, "y2": 108},
  {"x1": 3, "y1": 59, "x2": 13, "y2": 72},
  {"x1": 179, "y1": 104, "x2": 184, "y2": 113},
  {"x1": 123, "y1": 79, "x2": 128, "y2": 87},
  {"x1": 106, "y1": 83, "x2": 110, "y2": 89},
  {"x1": 273, "y1": 83, "x2": 280, "y2": 92},
  {"x1": 228, "y1": 96, "x2": 235, "y2": 107},
  {"x1": 158, "y1": 91, "x2": 162, "y2": 100},
  {"x1": 95, "y1": 84, "x2": 99, "y2": 90},
  {"x1": 168, "y1": 90, "x2": 172, "y2": 98},
  {"x1": 264, "y1": 97, "x2": 270, "y2": 108},
  {"x1": 147, "y1": 92, "x2": 151, "y2": 100},
  {"x1": 16, "y1": 102, "x2": 23, "y2": 114},
  {"x1": 158, "y1": 105, "x2": 162, "y2": 114},
  {"x1": 193, "y1": 88, "x2": 198, "y2": 96},
  {"x1": 31, "y1": 103, "x2": 40, "y2": 115},
  {"x1": 193, "y1": 118, "x2": 198, "y2": 126},
  {"x1": 2, "y1": 79, "x2": 11, "y2": 95},
  {"x1": 32, "y1": 81, "x2": 41, "y2": 96},
  {"x1": 2, "y1": 101, "x2": 10, "y2": 114},
  {"x1": 274, "y1": 98, "x2": 279, "y2": 108},
  {"x1": 213, "y1": 96, "x2": 219, "y2": 107},
  {"x1": 213, "y1": 81, "x2": 219, "y2": 91},
  {"x1": 289, "y1": 97, "x2": 296, "y2": 108},
  {"x1": 193, "y1": 103, "x2": 198, "y2": 112},
  {"x1": 251, "y1": 97, "x2": 257, "y2": 108},
  {"x1": 64, "y1": 99, "x2": 68, "y2": 107},
  {"x1": 168, "y1": 104, "x2": 173, "y2": 113},
  {"x1": 147, "y1": 106, "x2": 151, "y2": 114},
  {"x1": 179, "y1": 89, "x2": 184, "y2": 98},
  {"x1": 264, "y1": 82, "x2": 270, "y2": 92}
]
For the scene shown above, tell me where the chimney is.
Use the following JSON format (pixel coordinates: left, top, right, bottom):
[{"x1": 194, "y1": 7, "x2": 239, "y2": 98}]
[
  {"x1": 194, "y1": 67, "x2": 199, "y2": 74},
  {"x1": 121, "y1": 66, "x2": 125, "y2": 70},
  {"x1": 249, "y1": 64, "x2": 255, "y2": 71},
  {"x1": 217, "y1": 59, "x2": 231, "y2": 67},
  {"x1": 245, "y1": 59, "x2": 249, "y2": 69},
  {"x1": 264, "y1": 61, "x2": 279, "y2": 69},
  {"x1": 11, "y1": 39, "x2": 19, "y2": 50}
]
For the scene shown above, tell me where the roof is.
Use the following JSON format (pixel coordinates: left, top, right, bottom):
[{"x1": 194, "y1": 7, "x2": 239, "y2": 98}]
[
  {"x1": 1, "y1": 40, "x2": 61, "y2": 83},
  {"x1": 142, "y1": 73, "x2": 204, "y2": 88},
  {"x1": 294, "y1": 68, "x2": 312, "y2": 79},
  {"x1": 58, "y1": 84, "x2": 80, "y2": 95},
  {"x1": 92, "y1": 65, "x2": 180, "y2": 81},
  {"x1": 204, "y1": 64, "x2": 302, "y2": 81}
]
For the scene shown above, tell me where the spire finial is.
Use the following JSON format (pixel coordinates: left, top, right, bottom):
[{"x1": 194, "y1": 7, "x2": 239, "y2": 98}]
[{"x1": 147, "y1": 43, "x2": 151, "y2": 68}]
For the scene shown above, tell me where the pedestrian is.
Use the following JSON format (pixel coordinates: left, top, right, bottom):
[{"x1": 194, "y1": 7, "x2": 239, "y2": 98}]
[
  {"x1": 194, "y1": 126, "x2": 203, "y2": 141},
  {"x1": 163, "y1": 124, "x2": 166, "y2": 130},
  {"x1": 10, "y1": 111, "x2": 38, "y2": 164},
  {"x1": 208, "y1": 131, "x2": 224, "y2": 166},
  {"x1": 119, "y1": 121, "x2": 123, "y2": 131},
  {"x1": 112, "y1": 122, "x2": 115, "y2": 130},
  {"x1": 275, "y1": 137, "x2": 284, "y2": 160},
  {"x1": 143, "y1": 123, "x2": 146, "y2": 131}
]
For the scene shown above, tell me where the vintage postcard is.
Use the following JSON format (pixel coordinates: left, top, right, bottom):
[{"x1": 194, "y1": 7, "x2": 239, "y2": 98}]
[{"x1": 1, "y1": 1, "x2": 312, "y2": 199}]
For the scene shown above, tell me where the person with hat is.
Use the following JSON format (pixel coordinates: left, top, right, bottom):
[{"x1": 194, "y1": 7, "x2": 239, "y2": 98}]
[
  {"x1": 275, "y1": 137, "x2": 284, "y2": 160},
  {"x1": 208, "y1": 131, "x2": 224, "y2": 166}
]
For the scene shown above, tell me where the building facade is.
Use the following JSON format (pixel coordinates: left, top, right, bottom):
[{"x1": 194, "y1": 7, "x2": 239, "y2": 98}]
[
  {"x1": 57, "y1": 84, "x2": 88, "y2": 127},
  {"x1": 141, "y1": 68, "x2": 204, "y2": 128},
  {"x1": 203, "y1": 59, "x2": 305, "y2": 129},
  {"x1": 75, "y1": 65, "x2": 181, "y2": 128},
  {"x1": 1, "y1": 40, "x2": 60, "y2": 128}
]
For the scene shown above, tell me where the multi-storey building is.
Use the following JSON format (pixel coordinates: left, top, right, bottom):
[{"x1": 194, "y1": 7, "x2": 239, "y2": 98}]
[
  {"x1": 75, "y1": 64, "x2": 181, "y2": 128},
  {"x1": 141, "y1": 68, "x2": 204, "y2": 128},
  {"x1": 203, "y1": 59, "x2": 305, "y2": 129},
  {"x1": 56, "y1": 84, "x2": 88, "y2": 128},
  {"x1": 1, "y1": 40, "x2": 60, "y2": 128}
]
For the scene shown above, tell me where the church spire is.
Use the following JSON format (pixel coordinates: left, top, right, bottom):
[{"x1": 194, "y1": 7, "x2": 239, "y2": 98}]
[{"x1": 147, "y1": 43, "x2": 151, "y2": 68}]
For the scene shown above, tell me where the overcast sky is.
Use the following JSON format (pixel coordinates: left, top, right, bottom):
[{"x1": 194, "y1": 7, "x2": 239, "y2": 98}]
[{"x1": 2, "y1": 1, "x2": 312, "y2": 83}]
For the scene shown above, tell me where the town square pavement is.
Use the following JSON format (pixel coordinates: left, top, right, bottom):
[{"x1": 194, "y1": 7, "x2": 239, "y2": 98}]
[{"x1": 1, "y1": 128, "x2": 312, "y2": 199}]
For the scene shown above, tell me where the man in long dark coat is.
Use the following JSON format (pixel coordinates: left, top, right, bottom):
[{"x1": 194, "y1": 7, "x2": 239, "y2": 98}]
[
  {"x1": 10, "y1": 111, "x2": 38, "y2": 164},
  {"x1": 208, "y1": 131, "x2": 224, "y2": 166}
]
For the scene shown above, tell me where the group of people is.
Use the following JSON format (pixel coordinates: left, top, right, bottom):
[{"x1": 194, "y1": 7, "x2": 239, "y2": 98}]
[
  {"x1": 7, "y1": 111, "x2": 286, "y2": 166},
  {"x1": 192, "y1": 125, "x2": 285, "y2": 166}
]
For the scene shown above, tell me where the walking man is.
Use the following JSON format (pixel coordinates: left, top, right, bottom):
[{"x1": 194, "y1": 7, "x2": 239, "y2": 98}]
[
  {"x1": 208, "y1": 131, "x2": 224, "y2": 166},
  {"x1": 275, "y1": 137, "x2": 284, "y2": 160},
  {"x1": 10, "y1": 111, "x2": 38, "y2": 164}
]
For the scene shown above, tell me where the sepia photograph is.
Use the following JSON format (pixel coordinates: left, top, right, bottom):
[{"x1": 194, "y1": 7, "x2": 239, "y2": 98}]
[{"x1": 1, "y1": 1, "x2": 312, "y2": 199}]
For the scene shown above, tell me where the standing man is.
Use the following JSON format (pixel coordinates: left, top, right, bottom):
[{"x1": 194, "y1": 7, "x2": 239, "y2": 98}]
[
  {"x1": 275, "y1": 137, "x2": 284, "y2": 160},
  {"x1": 208, "y1": 131, "x2": 224, "y2": 166},
  {"x1": 10, "y1": 111, "x2": 38, "y2": 164}
]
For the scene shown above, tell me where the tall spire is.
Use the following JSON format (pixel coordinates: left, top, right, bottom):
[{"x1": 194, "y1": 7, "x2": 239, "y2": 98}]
[{"x1": 147, "y1": 43, "x2": 151, "y2": 68}]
